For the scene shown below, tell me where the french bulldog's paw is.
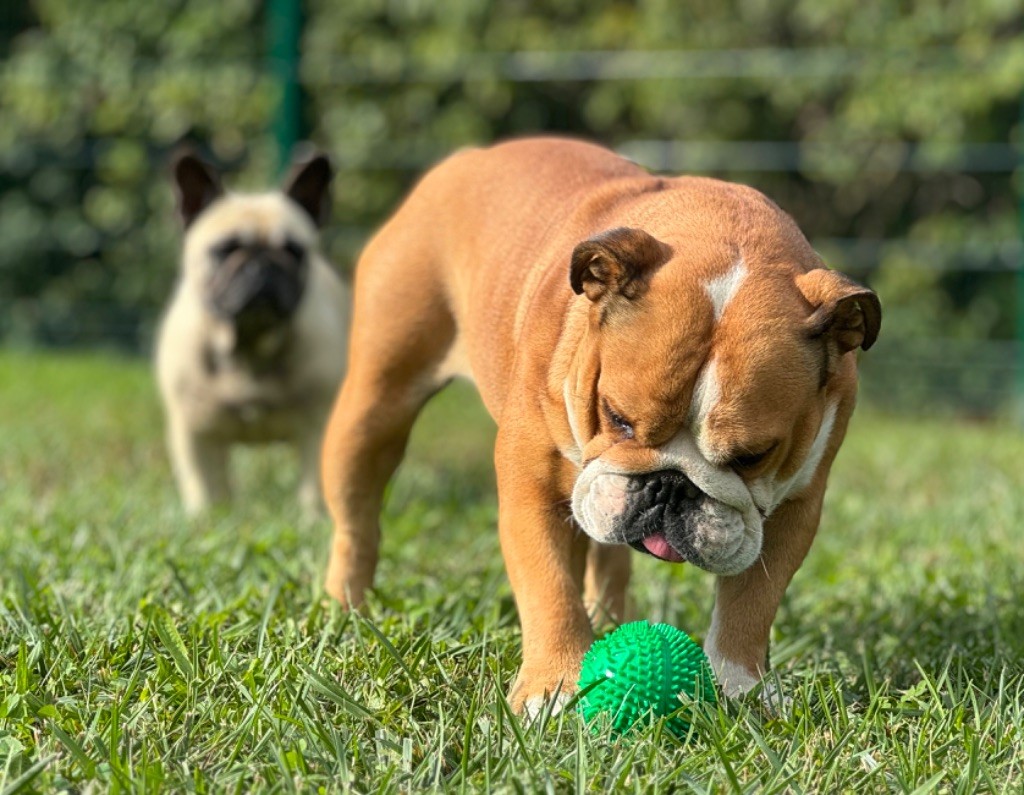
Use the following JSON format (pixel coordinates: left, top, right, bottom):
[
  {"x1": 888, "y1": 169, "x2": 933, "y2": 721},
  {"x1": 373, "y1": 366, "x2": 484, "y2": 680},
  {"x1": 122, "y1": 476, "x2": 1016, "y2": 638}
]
[
  {"x1": 182, "y1": 497, "x2": 211, "y2": 518},
  {"x1": 323, "y1": 552, "x2": 377, "y2": 610}
]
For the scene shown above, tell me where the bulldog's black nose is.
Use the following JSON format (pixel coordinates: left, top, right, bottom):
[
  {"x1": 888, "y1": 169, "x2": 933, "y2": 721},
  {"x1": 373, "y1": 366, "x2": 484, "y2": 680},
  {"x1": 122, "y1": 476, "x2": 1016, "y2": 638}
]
[
  {"x1": 618, "y1": 469, "x2": 705, "y2": 556},
  {"x1": 636, "y1": 469, "x2": 702, "y2": 509}
]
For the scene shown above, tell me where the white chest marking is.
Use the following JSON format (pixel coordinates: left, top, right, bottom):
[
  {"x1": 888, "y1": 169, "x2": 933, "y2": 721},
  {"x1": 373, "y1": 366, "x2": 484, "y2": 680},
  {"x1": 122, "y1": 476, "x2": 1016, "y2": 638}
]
[
  {"x1": 562, "y1": 380, "x2": 583, "y2": 465},
  {"x1": 751, "y1": 401, "x2": 839, "y2": 514},
  {"x1": 776, "y1": 401, "x2": 838, "y2": 503},
  {"x1": 688, "y1": 358, "x2": 720, "y2": 446},
  {"x1": 704, "y1": 259, "x2": 747, "y2": 321}
]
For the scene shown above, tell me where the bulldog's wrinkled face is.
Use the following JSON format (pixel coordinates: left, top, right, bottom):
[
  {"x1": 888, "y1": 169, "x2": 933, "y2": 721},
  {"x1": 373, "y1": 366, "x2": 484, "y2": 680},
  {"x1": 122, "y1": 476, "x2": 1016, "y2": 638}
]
[
  {"x1": 171, "y1": 148, "x2": 333, "y2": 344},
  {"x1": 565, "y1": 223, "x2": 879, "y2": 576}
]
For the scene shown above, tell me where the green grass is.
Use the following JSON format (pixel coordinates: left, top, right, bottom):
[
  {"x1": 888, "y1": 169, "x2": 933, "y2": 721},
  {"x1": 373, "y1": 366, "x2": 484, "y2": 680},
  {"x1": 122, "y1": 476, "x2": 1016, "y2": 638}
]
[{"x1": 1, "y1": 349, "x2": 1022, "y2": 793}]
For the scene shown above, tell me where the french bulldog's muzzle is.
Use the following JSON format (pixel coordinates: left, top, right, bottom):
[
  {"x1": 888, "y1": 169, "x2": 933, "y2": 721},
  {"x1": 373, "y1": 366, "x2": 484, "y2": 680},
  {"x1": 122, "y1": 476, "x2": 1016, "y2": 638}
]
[{"x1": 207, "y1": 246, "x2": 307, "y2": 337}]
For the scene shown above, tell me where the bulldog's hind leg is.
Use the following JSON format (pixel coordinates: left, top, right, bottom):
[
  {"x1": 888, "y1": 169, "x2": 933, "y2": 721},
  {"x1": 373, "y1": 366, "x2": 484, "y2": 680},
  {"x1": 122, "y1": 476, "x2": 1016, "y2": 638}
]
[
  {"x1": 583, "y1": 541, "x2": 632, "y2": 629},
  {"x1": 321, "y1": 238, "x2": 456, "y2": 608}
]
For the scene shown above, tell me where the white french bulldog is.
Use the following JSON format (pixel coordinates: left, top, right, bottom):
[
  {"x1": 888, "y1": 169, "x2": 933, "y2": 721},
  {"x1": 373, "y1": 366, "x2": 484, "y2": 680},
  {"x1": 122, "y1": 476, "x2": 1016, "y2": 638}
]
[{"x1": 156, "y1": 147, "x2": 349, "y2": 515}]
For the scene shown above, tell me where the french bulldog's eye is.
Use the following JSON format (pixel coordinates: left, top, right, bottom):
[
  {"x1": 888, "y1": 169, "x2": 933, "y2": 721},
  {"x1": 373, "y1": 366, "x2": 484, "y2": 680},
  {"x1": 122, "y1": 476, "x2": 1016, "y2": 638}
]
[
  {"x1": 212, "y1": 237, "x2": 242, "y2": 260},
  {"x1": 284, "y1": 239, "x2": 305, "y2": 261},
  {"x1": 602, "y1": 400, "x2": 634, "y2": 439}
]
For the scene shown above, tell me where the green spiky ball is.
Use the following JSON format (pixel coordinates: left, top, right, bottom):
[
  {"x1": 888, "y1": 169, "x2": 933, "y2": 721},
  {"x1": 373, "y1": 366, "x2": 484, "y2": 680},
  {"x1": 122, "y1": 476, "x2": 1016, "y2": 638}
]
[{"x1": 576, "y1": 621, "x2": 717, "y2": 736}]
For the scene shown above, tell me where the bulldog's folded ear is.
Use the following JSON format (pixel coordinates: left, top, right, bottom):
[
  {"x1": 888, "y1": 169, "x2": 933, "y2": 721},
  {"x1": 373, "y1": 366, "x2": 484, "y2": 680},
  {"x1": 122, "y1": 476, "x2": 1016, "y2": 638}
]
[
  {"x1": 797, "y1": 268, "x2": 882, "y2": 353},
  {"x1": 570, "y1": 227, "x2": 672, "y2": 302},
  {"x1": 283, "y1": 147, "x2": 333, "y2": 227},
  {"x1": 171, "y1": 148, "x2": 223, "y2": 229}
]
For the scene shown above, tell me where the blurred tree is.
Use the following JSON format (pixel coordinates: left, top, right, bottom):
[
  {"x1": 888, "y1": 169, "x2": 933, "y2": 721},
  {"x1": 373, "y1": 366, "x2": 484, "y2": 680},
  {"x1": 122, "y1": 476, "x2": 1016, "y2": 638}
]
[
  {"x1": 0, "y1": 0, "x2": 275, "y2": 349},
  {"x1": 0, "y1": 0, "x2": 1022, "y2": 412}
]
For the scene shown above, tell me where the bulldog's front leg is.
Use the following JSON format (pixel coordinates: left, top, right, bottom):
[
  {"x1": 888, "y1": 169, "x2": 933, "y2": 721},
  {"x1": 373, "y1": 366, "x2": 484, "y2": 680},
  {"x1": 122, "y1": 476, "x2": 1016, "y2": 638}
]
[
  {"x1": 495, "y1": 427, "x2": 593, "y2": 717},
  {"x1": 704, "y1": 486, "x2": 825, "y2": 700}
]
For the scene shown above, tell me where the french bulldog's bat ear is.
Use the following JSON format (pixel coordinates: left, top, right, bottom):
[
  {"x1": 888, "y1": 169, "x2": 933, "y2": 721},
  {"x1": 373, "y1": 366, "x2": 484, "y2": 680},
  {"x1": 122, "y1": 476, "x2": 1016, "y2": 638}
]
[
  {"x1": 797, "y1": 268, "x2": 882, "y2": 353},
  {"x1": 570, "y1": 227, "x2": 672, "y2": 302},
  {"x1": 282, "y1": 147, "x2": 333, "y2": 227},
  {"x1": 170, "y1": 148, "x2": 223, "y2": 229}
]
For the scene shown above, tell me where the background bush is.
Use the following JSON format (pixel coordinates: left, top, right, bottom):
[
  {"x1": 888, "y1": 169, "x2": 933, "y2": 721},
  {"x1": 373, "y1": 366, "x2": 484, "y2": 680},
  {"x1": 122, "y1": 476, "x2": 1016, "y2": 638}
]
[{"x1": 1, "y1": 0, "x2": 1022, "y2": 415}]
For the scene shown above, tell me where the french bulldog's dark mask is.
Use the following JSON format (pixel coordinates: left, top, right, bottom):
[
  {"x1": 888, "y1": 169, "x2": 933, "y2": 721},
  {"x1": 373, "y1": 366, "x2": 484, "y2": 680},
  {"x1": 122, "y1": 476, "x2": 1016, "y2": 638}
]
[{"x1": 205, "y1": 237, "x2": 309, "y2": 339}]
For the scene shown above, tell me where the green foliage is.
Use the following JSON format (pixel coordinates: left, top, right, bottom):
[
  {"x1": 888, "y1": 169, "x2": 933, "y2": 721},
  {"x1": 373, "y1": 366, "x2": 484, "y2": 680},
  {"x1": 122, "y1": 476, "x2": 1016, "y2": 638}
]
[
  {"x1": 0, "y1": 0, "x2": 276, "y2": 350},
  {"x1": 0, "y1": 351, "x2": 1022, "y2": 790},
  {"x1": 0, "y1": 0, "x2": 1022, "y2": 411}
]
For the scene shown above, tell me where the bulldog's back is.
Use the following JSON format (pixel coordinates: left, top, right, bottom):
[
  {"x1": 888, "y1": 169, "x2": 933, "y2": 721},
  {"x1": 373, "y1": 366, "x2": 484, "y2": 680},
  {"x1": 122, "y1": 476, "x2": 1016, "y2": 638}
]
[{"x1": 373, "y1": 137, "x2": 818, "y2": 415}]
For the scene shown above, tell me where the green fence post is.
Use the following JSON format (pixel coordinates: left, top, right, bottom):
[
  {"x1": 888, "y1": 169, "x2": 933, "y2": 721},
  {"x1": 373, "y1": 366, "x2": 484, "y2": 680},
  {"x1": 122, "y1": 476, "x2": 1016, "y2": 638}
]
[
  {"x1": 267, "y1": 0, "x2": 304, "y2": 176},
  {"x1": 1018, "y1": 94, "x2": 1024, "y2": 424}
]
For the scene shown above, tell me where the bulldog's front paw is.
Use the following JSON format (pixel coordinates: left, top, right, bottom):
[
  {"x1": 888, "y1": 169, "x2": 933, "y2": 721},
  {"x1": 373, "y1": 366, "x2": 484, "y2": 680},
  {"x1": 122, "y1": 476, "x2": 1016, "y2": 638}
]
[
  {"x1": 710, "y1": 656, "x2": 762, "y2": 698},
  {"x1": 756, "y1": 678, "x2": 791, "y2": 714},
  {"x1": 508, "y1": 665, "x2": 580, "y2": 720},
  {"x1": 710, "y1": 655, "x2": 790, "y2": 713}
]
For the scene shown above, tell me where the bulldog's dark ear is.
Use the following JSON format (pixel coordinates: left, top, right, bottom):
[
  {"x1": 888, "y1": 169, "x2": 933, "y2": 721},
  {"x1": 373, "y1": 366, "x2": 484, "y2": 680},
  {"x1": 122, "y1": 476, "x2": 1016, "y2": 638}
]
[
  {"x1": 171, "y1": 148, "x2": 223, "y2": 228},
  {"x1": 797, "y1": 268, "x2": 882, "y2": 353},
  {"x1": 282, "y1": 148, "x2": 333, "y2": 227},
  {"x1": 570, "y1": 227, "x2": 672, "y2": 302}
]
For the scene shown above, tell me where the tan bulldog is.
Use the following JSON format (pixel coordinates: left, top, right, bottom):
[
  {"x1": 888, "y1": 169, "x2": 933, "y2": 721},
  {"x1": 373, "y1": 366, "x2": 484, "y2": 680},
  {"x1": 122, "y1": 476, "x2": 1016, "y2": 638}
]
[{"x1": 321, "y1": 137, "x2": 880, "y2": 715}]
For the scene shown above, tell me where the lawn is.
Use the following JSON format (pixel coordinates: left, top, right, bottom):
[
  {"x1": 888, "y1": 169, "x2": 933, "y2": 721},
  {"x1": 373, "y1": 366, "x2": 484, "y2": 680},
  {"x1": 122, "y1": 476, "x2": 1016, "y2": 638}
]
[{"x1": 1, "y1": 350, "x2": 1022, "y2": 793}]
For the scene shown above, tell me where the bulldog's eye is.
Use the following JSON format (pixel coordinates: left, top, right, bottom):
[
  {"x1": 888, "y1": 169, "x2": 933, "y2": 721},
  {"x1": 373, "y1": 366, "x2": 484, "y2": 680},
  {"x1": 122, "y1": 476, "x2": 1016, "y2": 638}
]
[
  {"x1": 729, "y1": 445, "x2": 776, "y2": 472},
  {"x1": 602, "y1": 400, "x2": 634, "y2": 439},
  {"x1": 283, "y1": 239, "x2": 305, "y2": 261},
  {"x1": 212, "y1": 237, "x2": 242, "y2": 260}
]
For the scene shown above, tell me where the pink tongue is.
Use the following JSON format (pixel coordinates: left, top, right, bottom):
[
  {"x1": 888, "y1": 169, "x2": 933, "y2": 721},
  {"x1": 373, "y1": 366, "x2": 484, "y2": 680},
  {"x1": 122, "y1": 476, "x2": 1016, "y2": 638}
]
[{"x1": 641, "y1": 533, "x2": 686, "y2": 562}]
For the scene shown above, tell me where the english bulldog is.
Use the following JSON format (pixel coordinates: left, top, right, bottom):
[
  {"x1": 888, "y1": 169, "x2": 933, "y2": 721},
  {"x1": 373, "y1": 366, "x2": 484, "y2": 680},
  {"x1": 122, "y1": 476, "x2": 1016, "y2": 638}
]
[
  {"x1": 157, "y1": 147, "x2": 349, "y2": 515},
  {"x1": 320, "y1": 137, "x2": 880, "y2": 715}
]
